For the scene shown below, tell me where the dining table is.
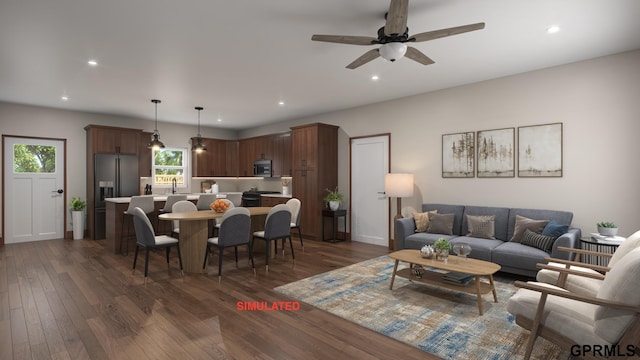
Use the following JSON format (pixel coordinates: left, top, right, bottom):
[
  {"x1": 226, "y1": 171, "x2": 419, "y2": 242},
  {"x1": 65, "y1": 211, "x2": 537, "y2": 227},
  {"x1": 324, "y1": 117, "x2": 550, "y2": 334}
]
[{"x1": 158, "y1": 206, "x2": 272, "y2": 273}]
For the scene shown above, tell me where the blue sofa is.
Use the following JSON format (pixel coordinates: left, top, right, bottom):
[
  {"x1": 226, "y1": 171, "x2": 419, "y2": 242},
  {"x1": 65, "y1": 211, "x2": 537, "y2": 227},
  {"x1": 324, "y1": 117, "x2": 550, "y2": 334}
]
[{"x1": 396, "y1": 204, "x2": 582, "y2": 277}]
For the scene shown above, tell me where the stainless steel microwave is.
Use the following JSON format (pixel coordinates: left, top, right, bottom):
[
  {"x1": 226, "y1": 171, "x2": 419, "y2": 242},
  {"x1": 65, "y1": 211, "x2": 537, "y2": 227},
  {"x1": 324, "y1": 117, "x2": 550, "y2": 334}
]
[{"x1": 253, "y1": 159, "x2": 272, "y2": 177}]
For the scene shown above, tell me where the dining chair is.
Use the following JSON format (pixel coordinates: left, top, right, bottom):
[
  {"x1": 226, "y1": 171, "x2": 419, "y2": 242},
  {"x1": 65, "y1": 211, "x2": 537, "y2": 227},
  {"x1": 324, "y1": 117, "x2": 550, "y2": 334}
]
[
  {"x1": 286, "y1": 198, "x2": 303, "y2": 253},
  {"x1": 171, "y1": 200, "x2": 198, "y2": 238},
  {"x1": 507, "y1": 246, "x2": 640, "y2": 360},
  {"x1": 202, "y1": 207, "x2": 254, "y2": 281},
  {"x1": 535, "y1": 229, "x2": 640, "y2": 296},
  {"x1": 196, "y1": 193, "x2": 218, "y2": 210},
  {"x1": 158, "y1": 194, "x2": 187, "y2": 234},
  {"x1": 131, "y1": 207, "x2": 183, "y2": 283},
  {"x1": 120, "y1": 195, "x2": 155, "y2": 256},
  {"x1": 252, "y1": 204, "x2": 293, "y2": 272},
  {"x1": 212, "y1": 199, "x2": 235, "y2": 237}
]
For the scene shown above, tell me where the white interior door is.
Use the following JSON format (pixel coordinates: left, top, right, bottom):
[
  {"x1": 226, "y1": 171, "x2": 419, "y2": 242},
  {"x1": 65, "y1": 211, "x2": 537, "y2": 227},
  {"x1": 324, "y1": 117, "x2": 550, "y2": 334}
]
[
  {"x1": 350, "y1": 135, "x2": 389, "y2": 247},
  {"x1": 3, "y1": 136, "x2": 66, "y2": 244}
]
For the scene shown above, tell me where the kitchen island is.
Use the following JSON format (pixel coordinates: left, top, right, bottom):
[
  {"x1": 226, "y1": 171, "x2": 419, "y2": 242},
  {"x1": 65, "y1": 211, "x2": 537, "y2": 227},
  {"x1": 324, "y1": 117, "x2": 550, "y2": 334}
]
[{"x1": 104, "y1": 193, "x2": 241, "y2": 255}]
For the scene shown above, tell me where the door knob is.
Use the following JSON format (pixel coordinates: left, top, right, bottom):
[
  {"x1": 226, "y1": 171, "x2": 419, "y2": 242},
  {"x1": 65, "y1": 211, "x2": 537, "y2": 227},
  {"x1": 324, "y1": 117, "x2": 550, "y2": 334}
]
[{"x1": 57, "y1": 189, "x2": 64, "y2": 194}]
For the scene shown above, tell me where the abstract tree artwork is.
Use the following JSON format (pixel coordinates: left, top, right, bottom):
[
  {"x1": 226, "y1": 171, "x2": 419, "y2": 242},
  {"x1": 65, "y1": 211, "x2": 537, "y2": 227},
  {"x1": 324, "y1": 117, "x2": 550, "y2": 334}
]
[
  {"x1": 442, "y1": 132, "x2": 475, "y2": 178},
  {"x1": 518, "y1": 123, "x2": 563, "y2": 177},
  {"x1": 477, "y1": 128, "x2": 515, "y2": 178}
]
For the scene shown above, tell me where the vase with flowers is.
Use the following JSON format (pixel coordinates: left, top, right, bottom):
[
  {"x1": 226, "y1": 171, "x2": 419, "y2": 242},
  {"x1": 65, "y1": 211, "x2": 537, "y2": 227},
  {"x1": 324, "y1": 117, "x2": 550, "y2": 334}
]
[
  {"x1": 433, "y1": 238, "x2": 452, "y2": 261},
  {"x1": 323, "y1": 187, "x2": 343, "y2": 211}
]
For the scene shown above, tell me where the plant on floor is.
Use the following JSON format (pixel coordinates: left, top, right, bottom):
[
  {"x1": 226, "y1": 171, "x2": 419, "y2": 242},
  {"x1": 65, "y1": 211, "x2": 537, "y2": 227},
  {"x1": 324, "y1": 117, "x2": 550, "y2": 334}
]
[
  {"x1": 71, "y1": 197, "x2": 86, "y2": 211},
  {"x1": 323, "y1": 187, "x2": 343, "y2": 202}
]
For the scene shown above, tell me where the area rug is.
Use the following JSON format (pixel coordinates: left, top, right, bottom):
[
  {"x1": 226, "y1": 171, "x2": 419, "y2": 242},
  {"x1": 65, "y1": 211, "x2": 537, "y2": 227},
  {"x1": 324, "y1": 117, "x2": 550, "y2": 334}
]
[{"x1": 275, "y1": 256, "x2": 570, "y2": 360}]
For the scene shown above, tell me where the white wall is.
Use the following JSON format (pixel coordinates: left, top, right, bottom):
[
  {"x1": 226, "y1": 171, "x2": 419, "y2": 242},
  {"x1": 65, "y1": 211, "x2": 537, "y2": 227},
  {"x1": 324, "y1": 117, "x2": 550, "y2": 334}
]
[
  {"x1": 2, "y1": 50, "x2": 639, "y2": 238},
  {"x1": 241, "y1": 50, "x2": 640, "y2": 237}
]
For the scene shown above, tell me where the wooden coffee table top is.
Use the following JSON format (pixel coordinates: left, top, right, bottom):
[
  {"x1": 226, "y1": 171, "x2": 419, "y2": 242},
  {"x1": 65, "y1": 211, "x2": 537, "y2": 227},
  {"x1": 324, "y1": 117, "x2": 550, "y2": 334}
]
[{"x1": 389, "y1": 249, "x2": 501, "y2": 276}]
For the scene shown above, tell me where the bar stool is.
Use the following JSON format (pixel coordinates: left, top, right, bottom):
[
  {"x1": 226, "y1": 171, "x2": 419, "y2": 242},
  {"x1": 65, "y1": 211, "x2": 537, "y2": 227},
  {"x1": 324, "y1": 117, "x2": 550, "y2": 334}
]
[
  {"x1": 158, "y1": 194, "x2": 187, "y2": 234},
  {"x1": 120, "y1": 195, "x2": 155, "y2": 255}
]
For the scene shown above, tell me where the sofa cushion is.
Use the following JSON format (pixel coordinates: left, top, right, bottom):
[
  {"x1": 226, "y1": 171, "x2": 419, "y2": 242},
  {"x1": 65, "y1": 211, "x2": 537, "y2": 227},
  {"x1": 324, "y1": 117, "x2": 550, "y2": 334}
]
[
  {"x1": 521, "y1": 228, "x2": 556, "y2": 252},
  {"x1": 450, "y1": 236, "x2": 504, "y2": 262},
  {"x1": 608, "y1": 229, "x2": 640, "y2": 268},
  {"x1": 413, "y1": 210, "x2": 437, "y2": 232},
  {"x1": 536, "y1": 263, "x2": 601, "y2": 297},
  {"x1": 542, "y1": 220, "x2": 569, "y2": 238},
  {"x1": 508, "y1": 208, "x2": 573, "y2": 241},
  {"x1": 404, "y1": 233, "x2": 457, "y2": 250},
  {"x1": 510, "y1": 215, "x2": 548, "y2": 242},
  {"x1": 461, "y1": 206, "x2": 510, "y2": 241},
  {"x1": 466, "y1": 215, "x2": 496, "y2": 239},
  {"x1": 492, "y1": 241, "x2": 550, "y2": 271},
  {"x1": 427, "y1": 213, "x2": 455, "y2": 235},
  {"x1": 421, "y1": 204, "x2": 465, "y2": 235}
]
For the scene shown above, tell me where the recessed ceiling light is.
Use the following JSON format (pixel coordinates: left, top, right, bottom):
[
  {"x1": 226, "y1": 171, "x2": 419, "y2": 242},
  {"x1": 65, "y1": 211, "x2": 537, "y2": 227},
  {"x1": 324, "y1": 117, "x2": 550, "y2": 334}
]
[
  {"x1": 217, "y1": 117, "x2": 222, "y2": 122},
  {"x1": 371, "y1": 75, "x2": 379, "y2": 81},
  {"x1": 87, "y1": 60, "x2": 98, "y2": 66},
  {"x1": 546, "y1": 26, "x2": 560, "y2": 34},
  {"x1": 61, "y1": 95, "x2": 69, "y2": 101},
  {"x1": 278, "y1": 101, "x2": 285, "y2": 106}
]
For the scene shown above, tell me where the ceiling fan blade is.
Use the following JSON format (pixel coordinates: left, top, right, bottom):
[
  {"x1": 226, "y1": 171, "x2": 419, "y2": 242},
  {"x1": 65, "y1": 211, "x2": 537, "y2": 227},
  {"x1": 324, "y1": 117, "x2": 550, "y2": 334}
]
[
  {"x1": 409, "y1": 22, "x2": 485, "y2": 43},
  {"x1": 384, "y1": 0, "x2": 409, "y2": 36},
  {"x1": 346, "y1": 49, "x2": 381, "y2": 69},
  {"x1": 312, "y1": 34, "x2": 378, "y2": 46},
  {"x1": 405, "y1": 47, "x2": 434, "y2": 65}
]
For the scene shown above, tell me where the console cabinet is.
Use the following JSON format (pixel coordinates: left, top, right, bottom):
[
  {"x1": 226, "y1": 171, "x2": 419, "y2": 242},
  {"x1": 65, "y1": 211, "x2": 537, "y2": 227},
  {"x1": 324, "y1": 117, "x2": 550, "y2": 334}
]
[{"x1": 291, "y1": 123, "x2": 338, "y2": 241}]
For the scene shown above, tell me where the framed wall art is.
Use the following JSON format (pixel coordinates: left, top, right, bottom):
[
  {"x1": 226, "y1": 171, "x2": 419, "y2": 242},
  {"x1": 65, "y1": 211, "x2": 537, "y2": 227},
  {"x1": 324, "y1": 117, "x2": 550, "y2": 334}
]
[
  {"x1": 442, "y1": 132, "x2": 475, "y2": 178},
  {"x1": 518, "y1": 122, "x2": 563, "y2": 177},
  {"x1": 477, "y1": 127, "x2": 515, "y2": 178}
]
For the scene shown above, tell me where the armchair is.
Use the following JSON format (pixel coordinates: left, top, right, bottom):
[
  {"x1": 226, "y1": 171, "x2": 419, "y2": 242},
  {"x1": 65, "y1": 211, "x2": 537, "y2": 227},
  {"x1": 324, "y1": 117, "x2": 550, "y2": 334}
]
[{"x1": 507, "y1": 246, "x2": 640, "y2": 360}]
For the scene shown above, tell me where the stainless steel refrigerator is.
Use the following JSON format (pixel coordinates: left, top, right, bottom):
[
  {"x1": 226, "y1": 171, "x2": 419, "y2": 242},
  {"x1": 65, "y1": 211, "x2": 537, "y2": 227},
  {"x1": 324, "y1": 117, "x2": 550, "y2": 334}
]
[{"x1": 94, "y1": 154, "x2": 139, "y2": 239}]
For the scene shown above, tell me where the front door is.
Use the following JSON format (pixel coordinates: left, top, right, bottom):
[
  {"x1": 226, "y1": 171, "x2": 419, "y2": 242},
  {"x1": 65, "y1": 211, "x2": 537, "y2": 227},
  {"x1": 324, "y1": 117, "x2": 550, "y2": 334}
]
[
  {"x1": 3, "y1": 136, "x2": 66, "y2": 244},
  {"x1": 350, "y1": 135, "x2": 390, "y2": 247}
]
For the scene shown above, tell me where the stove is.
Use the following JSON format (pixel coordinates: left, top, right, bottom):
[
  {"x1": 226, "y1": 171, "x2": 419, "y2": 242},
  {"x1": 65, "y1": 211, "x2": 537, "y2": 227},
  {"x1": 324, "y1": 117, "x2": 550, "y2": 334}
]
[{"x1": 241, "y1": 190, "x2": 281, "y2": 207}]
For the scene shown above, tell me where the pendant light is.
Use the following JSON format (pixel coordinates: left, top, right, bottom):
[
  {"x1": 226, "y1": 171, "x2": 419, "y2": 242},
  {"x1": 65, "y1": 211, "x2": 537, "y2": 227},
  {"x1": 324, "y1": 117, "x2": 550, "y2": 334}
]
[
  {"x1": 148, "y1": 99, "x2": 165, "y2": 149},
  {"x1": 192, "y1": 106, "x2": 207, "y2": 152}
]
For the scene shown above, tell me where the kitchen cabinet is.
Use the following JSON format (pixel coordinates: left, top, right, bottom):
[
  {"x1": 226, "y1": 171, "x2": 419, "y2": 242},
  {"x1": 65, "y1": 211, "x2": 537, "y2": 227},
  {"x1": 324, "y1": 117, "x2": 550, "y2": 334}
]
[
  {"x1": 291, "y1": 123, "x2": 339, "y2": 241},
  {"x1": 261, "y1": 196, "x2": 290, "y2": 207},
  {"x1": 271, "y1": 132, "x2": 292, "y2": 177},
  {"x1": 139, "y1": 132, "x2": 153, "y2": 177},
  {"x1": 225, "y1": 140, "x2": 239, "y2": 176},
  {"x1": 238, "y1": 138, "x2": 256, "y2": 177},
  {"x1": 192, "y1": 138, "x2": 232, "y2": 177}
]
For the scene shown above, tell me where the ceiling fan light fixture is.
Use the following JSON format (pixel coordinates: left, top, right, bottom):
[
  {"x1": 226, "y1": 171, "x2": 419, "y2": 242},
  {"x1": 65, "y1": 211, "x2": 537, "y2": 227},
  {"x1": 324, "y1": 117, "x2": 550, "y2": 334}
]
[
  {"x1": 192, "y1": 106, "x2": 207, "y2": 153},
  {"x1": 148, "y1": 99, "x2": 165, "y2": 150},
  {"x1": 379, "y1": 42, "x2": 407, "y2": 62}
]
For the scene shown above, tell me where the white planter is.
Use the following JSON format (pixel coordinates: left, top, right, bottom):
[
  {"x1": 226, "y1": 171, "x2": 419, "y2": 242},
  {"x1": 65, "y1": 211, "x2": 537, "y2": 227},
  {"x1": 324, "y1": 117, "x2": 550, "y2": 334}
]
[
  {"x1": 282, "y1": 186, "x2": 289, "y2": 195},
  {"x1": 72, "y1": 210, "x2": 84, "y2": 240},
  {"x1": 598, "y1": 226, "x2": 618, "y2": 237},
  {"x1": 329, "y1": 201, "x2": 340, "y2": 211}
]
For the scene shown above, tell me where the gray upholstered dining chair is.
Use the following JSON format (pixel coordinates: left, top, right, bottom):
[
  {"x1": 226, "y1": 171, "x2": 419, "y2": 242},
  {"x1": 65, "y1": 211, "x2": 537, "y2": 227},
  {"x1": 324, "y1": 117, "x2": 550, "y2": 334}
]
[
  {"x1": 213, "y1": 199, "x2": 235, "y2": 236},
  {"x1": 171, "y1": 200, "x2": 198, "y2": 238},
  {"x1": 252, "y1": 204, "x2": 293, "y2": 272},
  {"x1": 202, "y1": 207, "x2": 254, "y2": 281},
  {"x1": 131, "y1": 207, "x2": 183, "y2": 283},
  {"x1": 196, "y1": 193, "x2": 218, "y2": 210},
  {"x1": 120, "y1": 195, "x2": 155, "y2": 255},
  {"x1": 158, "y1": 194, "x2": 187, "y2": 234}
]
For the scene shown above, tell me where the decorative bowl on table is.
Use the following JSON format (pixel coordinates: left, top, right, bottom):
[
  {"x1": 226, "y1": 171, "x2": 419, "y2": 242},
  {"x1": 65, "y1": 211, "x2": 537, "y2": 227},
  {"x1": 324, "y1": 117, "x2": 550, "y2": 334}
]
[
  {"x1": 420, "y1": 245, "x2": 434, "y2": 259},
  {"x1": 210, "y1": 199, "x2": 229, "y2": 213},
  {"x1": 453, "y1": 243, "x2": 472, "y2": 258}
]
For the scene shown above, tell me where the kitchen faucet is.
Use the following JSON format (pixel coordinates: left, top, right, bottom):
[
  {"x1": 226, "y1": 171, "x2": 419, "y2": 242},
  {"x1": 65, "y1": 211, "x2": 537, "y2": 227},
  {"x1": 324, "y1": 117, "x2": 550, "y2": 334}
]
[{"x1": 172, "y1": 178, "x2": 177, "y2": 194}]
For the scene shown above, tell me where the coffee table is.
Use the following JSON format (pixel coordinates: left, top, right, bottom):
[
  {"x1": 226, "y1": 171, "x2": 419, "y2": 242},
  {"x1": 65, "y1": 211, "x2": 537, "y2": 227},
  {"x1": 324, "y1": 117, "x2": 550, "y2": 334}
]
[{"x1": 389, "y1": 249, "x2": 501, "y2": 315}]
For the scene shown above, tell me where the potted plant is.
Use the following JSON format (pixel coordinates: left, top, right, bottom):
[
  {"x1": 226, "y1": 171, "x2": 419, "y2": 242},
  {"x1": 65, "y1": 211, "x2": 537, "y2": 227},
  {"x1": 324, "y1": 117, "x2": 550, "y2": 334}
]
[
  {"x1": 433, "y1": 238, "x2": 452, "y2": 261},
  {"x1": 71, "y1": 197, "x2": 86, "y2": 240},
  {"x1": 324, "y1": 187, "x2": 343, "y2": 211},
  {"x1": 597, "y1": 221, "x2": 618, "y2": 237}
]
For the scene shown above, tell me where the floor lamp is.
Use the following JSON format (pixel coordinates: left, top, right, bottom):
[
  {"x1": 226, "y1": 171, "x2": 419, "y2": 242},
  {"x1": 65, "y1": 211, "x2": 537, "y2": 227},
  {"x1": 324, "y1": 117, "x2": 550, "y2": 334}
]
[{"x1": 385, "y1": 173, "x2": 414, "y2": 250}]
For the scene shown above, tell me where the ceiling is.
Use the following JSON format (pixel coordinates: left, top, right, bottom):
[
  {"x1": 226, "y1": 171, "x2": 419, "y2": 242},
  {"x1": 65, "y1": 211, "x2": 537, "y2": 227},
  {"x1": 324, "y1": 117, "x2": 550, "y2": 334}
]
[{"x1": 1, "y1": 0, "x2": 639, "y2": 130}]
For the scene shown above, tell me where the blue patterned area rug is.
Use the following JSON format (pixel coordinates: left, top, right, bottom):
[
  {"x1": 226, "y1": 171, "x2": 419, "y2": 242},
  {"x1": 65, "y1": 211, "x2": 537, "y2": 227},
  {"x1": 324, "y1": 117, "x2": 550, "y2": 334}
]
[{"x1": 275, "y1": 256, "x2": 570, "y2": 360}]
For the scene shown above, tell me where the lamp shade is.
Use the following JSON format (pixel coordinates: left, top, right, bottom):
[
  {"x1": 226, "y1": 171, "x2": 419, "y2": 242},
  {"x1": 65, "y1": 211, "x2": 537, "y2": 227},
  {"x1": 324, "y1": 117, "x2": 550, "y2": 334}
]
[{"x1": 385, "y1": 173, "x2": 414, "y2": 198}]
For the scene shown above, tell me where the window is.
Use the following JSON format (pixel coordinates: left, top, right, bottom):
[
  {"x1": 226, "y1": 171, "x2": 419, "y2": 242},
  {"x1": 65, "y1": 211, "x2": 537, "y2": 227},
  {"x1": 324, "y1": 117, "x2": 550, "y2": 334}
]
[
  {"x1": 152, "y1": 147, "x2": 188, "y2": 188},
  {"x1": 13, "y1": 144, "x2": 56, "y2": 173}
]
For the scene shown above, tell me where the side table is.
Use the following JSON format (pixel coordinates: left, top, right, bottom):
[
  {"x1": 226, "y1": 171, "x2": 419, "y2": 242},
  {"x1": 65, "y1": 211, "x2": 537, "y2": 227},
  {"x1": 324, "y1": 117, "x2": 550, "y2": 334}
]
[
  {"x1": 580, "y1": 236, "x2": 624, "y2": 266},
  {"x1": 322, "y1": 209, "x2": 347, "y2": 243}
]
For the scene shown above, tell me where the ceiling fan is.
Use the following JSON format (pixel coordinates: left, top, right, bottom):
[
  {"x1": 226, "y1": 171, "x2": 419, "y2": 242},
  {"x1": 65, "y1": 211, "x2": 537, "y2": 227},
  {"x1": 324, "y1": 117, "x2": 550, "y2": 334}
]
[{"x1": 311, "y1": 0, "x2": 485, "y2": 69}]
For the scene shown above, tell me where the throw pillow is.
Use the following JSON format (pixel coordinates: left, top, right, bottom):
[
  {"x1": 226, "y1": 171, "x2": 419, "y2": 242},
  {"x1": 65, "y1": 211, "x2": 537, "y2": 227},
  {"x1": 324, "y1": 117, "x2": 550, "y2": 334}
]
[
  {"x1": 510, "y1": 215, "x2": 549, "y2": 243},
  {"x1": 521, "y1": 229, "x2": 557, "y2": 252},
  {"x1": 413, "y1": 210, "x2": 438, "y2": 232},
  {"x1": 542, "y1": 220, "x2": 569, "y2": 238},
  {"x1": 427, "y1": 213, "x2": 455, "y2": 235},
  {"x1": 466, "y1": 215, "x2": 496, "y2": 239}
]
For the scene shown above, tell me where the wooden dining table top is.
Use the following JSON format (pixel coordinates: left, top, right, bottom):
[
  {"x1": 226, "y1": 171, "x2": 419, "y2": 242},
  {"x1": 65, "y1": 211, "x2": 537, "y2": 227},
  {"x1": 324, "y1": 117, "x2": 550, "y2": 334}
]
[{"x1": 158, "y1": 206, "x2": 272, "y2": 221}]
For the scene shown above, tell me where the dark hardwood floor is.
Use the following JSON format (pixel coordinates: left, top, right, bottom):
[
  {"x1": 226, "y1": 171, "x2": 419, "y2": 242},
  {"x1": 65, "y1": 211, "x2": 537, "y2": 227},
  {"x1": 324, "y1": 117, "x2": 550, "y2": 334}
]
[{"x1": 0, "y1": 238, "x2": 438, "y2": 359}]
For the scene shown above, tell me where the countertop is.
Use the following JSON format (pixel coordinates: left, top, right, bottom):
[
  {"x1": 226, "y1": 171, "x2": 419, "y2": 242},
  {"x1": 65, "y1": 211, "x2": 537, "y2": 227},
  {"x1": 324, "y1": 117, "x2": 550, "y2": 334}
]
[
  {"x1": 261, "y1": 194, "x2": 292, "y2": 198},
  {"x1": 105, "y1": 192, "x2": 242, "y2": 203}
]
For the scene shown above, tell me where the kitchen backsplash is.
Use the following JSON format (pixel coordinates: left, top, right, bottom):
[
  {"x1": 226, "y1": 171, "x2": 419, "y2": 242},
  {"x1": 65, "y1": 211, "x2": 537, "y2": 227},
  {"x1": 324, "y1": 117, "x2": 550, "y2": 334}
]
[{"x1": 139, "y1": 177, "x2": 292, "y2": 195}]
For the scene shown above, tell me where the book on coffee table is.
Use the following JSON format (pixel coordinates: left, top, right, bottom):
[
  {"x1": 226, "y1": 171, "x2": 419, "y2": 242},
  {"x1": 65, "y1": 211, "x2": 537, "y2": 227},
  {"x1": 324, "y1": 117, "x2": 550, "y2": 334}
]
[{"x1": 442, "y1": 271, "x2": 474, "y2": 286}]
